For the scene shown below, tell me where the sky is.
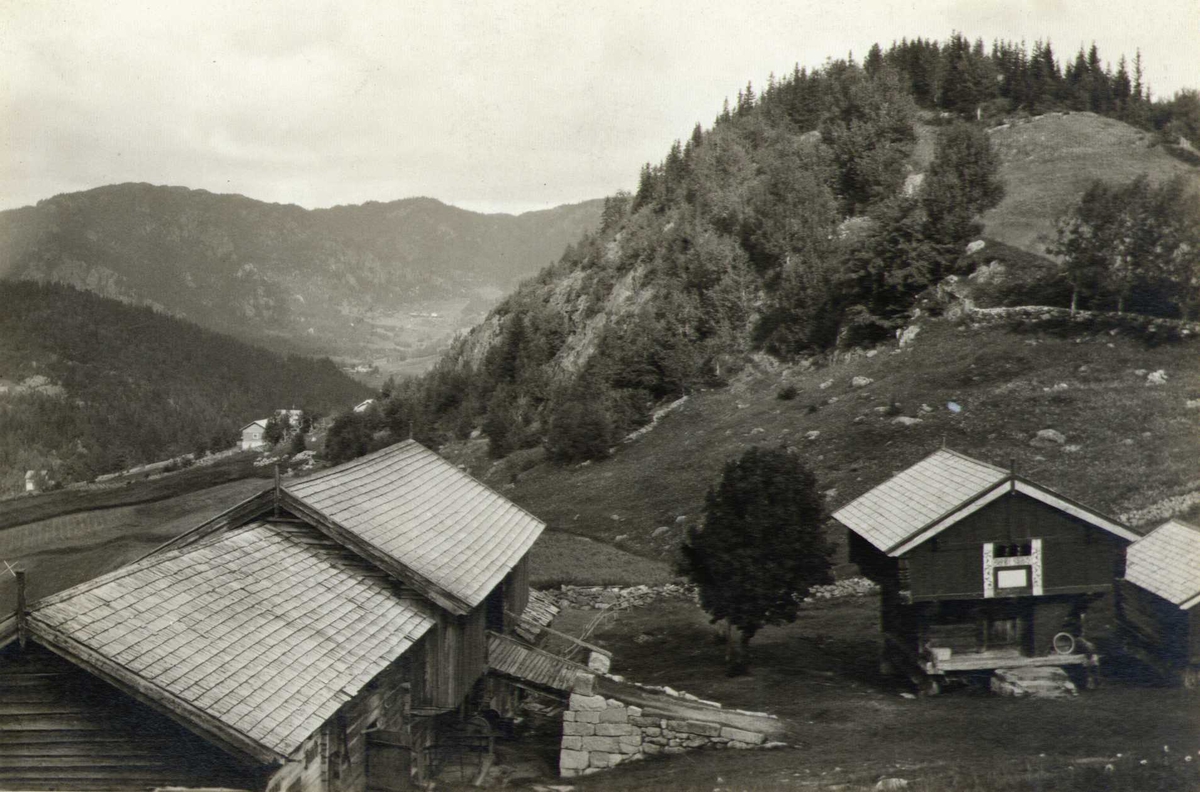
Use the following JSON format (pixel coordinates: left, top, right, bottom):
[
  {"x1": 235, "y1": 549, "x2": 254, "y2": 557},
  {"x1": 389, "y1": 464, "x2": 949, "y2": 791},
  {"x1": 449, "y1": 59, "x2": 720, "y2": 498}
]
[{"x1": 1, "y1": 0, "x2": 1197, "y2": 215}]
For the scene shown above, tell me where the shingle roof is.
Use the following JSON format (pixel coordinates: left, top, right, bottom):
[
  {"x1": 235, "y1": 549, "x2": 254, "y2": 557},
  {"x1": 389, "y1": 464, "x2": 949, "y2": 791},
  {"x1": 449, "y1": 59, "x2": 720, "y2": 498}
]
[
  {"x1": 30, "y1": 520, "x2": 435, "y2": 762},
  {"x1": 285, "y1": 440, "x2": 545, "y2": 613},
  {"x1": 833, "y1": 449, "x2": 1010, "y2": 554},
  {"x1": 1126, "y1": 519, "x2": 1200, "y2": 608},
  {"x1": 487, "y1": 631, "x2": 591, "y2": 694}
]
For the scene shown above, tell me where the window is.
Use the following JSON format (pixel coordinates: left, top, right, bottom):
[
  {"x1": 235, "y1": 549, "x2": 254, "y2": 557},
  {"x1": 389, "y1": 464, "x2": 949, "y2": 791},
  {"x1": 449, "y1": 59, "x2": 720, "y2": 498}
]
[
  {"x1": 983, "y1": 539, "x2": 1043, "y2": 598},
  {"x1": 994, "y1": 542, "x2": 1032, "y2": 558},
  {"x1": 996, "y1": 568, "x2": 1030, "y2": 589}
]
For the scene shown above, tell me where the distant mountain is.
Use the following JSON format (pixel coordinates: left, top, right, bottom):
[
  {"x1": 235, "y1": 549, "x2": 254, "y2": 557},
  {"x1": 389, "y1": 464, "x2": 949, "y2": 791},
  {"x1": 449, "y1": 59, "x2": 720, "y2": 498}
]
[
  {"x1": 0, "y1": 281, "x2": 373, "y2": 494},
  {"x1": 0, "y1": 184, "x2": 603, "y2": 361}
]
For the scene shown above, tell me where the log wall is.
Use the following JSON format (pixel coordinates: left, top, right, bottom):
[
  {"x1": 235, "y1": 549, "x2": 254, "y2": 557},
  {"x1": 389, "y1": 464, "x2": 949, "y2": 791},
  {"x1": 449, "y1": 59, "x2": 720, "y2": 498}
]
[{"x1": 0, "y1": 642, "x2": 265, "y2": 791}]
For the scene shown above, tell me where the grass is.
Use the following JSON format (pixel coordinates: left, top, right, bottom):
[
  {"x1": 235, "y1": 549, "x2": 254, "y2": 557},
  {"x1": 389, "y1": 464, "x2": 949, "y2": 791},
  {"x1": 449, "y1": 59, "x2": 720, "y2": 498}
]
[
  {"x1": 0, "y1": 478, "x2": 270, "y2": 604},
  {"x1": 981, "y1": 111, "x2": 1199, "y2": 254},
  {"x1": 483, "y1": 315, "x2": 1200, "y2": 569},
  {"x1": 529, "y1": 530, "x2": 674, "y2": 588},
  {"x1": 557, "y1": 596, "x2": 1200, "y2": 791}
]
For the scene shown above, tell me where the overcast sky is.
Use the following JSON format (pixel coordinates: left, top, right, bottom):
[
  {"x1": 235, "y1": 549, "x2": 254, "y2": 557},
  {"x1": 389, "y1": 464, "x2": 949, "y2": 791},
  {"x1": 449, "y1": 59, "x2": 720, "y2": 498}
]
[{"x1": 2, "y1": 0, "x2": 1196, "y2": 215}]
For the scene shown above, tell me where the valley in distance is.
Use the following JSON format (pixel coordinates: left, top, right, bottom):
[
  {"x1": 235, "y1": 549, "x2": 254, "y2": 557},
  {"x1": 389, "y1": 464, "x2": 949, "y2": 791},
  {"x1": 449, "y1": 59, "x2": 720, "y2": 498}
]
[{"x1": 3, "y1": 31, "x2": 1200, "y2": 792}]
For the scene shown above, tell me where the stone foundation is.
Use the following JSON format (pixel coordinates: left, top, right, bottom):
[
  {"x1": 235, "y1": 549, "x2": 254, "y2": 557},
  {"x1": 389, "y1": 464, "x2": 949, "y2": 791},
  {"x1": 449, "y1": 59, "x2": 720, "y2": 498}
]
[{"x1": 559, "y1": 679, "x2": 783, "y2": 777}]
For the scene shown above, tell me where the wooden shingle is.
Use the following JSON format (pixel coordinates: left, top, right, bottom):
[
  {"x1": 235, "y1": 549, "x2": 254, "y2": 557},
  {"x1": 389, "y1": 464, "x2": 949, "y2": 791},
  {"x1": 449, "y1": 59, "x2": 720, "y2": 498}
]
[
  {"x1": 285, "y1": 440, "x2": 545, "y2": 613},
  {"x1": 833, "y1": 449, "x2": 1009, "y2": 553},
  {"x1": 1126, "y1": 519, "x2": 1200, "y2": 608},
  {"x1": 30, "y1": 520, "x2": 436, "y2": 761}
]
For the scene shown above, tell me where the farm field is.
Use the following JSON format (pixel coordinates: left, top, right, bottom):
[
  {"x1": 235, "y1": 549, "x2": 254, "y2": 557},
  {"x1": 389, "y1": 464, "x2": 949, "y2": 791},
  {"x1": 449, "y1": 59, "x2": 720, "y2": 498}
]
[
  {"x1": 0, "y1": 478, "x2": 270, "y2": 605},
  {"x1": 0, "y1": 451, "x2": 271, "y2": 532}
]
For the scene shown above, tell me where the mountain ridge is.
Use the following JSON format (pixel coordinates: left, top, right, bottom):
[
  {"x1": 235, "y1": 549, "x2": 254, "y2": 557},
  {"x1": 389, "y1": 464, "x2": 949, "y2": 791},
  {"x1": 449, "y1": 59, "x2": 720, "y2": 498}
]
[{"x1": 0, "y1": 183, "x2": 604, "y2": 363}]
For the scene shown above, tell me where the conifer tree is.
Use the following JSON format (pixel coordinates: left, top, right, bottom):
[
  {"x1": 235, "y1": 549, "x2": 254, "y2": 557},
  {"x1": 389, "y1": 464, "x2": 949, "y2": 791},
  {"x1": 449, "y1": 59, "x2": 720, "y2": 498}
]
[{"x1": 679, "y1": 446, "x2": 834, "y2": 674}]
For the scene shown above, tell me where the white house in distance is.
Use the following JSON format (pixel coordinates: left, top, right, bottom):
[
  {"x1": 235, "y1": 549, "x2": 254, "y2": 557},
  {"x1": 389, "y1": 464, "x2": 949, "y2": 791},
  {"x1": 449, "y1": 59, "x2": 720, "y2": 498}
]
[
  {"x1": 240, "y1": 419, "x2": 268, "y2": 451},
  {"x1": 353, "y1": 399, "x2": 375, "y2": 413},
  {"x1": 241, "y1": 410, "x2": 306, "y2": 451}
]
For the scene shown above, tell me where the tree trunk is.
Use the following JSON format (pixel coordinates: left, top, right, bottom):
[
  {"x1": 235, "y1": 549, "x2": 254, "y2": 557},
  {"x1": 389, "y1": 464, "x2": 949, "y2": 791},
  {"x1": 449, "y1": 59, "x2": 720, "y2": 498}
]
[
  {"x1": 1070, "y1": 288, "x2": 1078, "y2": 315},
  {"x1": 1117, "y1": 294, "x2": 1125, "y2": 314}
]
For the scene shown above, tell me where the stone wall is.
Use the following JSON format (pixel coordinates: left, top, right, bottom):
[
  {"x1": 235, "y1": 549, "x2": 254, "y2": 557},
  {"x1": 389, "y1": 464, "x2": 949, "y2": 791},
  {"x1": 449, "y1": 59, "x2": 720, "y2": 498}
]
[{"x1": 559, "y1": 678, "x2": 784, "y2": 777}]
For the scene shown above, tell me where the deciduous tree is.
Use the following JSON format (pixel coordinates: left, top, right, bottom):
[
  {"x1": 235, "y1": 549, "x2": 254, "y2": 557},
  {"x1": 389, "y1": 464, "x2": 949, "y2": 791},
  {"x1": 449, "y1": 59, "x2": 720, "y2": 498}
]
[{"x1": 678, "y1": 446, "x2": 834, "y2": 674}]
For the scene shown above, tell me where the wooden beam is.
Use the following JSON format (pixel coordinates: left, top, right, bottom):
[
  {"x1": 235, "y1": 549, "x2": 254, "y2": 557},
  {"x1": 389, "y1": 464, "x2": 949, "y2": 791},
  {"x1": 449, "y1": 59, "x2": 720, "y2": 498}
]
[
  {"x1": 27, "y1": 621, "x2": 283, "y2": 767},
  {"x1": 15, "y1": 570, "x2": 26, "y2": 649},
  {"x1": 505, "y1": 610, "x2": 611, "y2": 657}
]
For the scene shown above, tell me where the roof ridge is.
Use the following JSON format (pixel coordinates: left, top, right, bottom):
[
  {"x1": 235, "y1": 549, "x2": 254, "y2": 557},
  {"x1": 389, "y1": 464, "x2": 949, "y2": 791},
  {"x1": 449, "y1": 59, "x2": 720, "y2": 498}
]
[
  {"x1": 834, "y1": 445, "x2": 1007, "y2": 519},
  {"x1": 1163, "y1": 517, "x2": 1200, "y2": 534},
  {"x1": 937, "y1": 446, "x2": 1011, "y2": 475},
  {"x1": 286, "y1": 439, "x2": 416, "y2": 488}
]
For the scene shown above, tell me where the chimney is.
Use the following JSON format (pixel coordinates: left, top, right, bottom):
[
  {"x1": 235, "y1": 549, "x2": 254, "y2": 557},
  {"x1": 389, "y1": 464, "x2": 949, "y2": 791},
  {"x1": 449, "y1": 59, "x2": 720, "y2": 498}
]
[{"x1": 15, "y1": 569, "x2": 27, "y2": 649}]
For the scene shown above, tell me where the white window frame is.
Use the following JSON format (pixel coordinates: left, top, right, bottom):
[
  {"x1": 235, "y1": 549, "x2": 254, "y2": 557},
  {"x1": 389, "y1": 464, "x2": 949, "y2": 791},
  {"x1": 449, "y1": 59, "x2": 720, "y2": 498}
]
[{"x1": 982, "y1": 538, "x2": 1043, "y2": 598}]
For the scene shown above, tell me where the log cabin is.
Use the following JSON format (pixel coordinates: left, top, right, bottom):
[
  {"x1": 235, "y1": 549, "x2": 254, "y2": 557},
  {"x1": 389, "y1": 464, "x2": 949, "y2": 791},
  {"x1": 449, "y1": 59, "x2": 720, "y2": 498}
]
[
  {"x1": 0, "y1": 439, "x2": 543, "y2": 791},
  {"x1": 834, "y1": 448, "x2": 1139, "y2": 692},
  {"x1": 1120, "y1": 518, "x2": 1200, "y2": 686}
]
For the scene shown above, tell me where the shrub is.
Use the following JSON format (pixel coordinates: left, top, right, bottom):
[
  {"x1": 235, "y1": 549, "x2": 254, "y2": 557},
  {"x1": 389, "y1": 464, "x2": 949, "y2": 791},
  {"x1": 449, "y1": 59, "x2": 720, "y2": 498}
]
[
  {"x1": 776, "y1": 384, "x2": 799, "y2": 401},
  {"x1": 545, "y1": 400, "x2": 612, "y2": 464}
]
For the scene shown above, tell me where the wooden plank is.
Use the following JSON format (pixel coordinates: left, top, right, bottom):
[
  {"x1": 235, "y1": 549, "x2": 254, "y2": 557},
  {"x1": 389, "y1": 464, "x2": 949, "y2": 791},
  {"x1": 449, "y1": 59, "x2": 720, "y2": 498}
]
[{"x1": 28, "y1": 625, "x2": 283, "y2": 766}]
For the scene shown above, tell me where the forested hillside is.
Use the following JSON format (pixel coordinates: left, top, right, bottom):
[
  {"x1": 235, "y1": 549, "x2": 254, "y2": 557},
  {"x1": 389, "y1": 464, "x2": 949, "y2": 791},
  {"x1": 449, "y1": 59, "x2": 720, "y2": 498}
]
[
  {"x1": 326, "y1": 35, "x2": 1199, "y2": 468},
  {"x1": 0, "y1": 282, "x2": 372, "y2": 494},
  {"x1": 0, "y1": 185, "x2": 602, "y2": 359}
]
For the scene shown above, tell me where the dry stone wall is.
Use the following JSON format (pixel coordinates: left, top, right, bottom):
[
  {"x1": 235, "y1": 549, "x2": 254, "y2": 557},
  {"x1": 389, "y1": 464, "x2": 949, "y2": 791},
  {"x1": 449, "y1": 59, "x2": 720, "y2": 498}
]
[{"x1": 559, "y1": 678, "x2": 783, "y2": 777}]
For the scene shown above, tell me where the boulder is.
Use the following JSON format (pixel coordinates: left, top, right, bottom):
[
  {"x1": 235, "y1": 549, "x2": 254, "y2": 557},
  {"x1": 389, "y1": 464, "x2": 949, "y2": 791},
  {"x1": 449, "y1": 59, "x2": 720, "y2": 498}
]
[
  {"x1": 892, "y1": 416, "x2": 923, "y2": 427},
  {"x1": 851, "y1": 376, "x2": 874, "y2": 388},
  {"x1": 1030, "y1": 429, "x2": 1066, "y2": 447},
  {"x1": 990, "y1": 666, "x2": 1077, "y2": 699},
  {"x1": 966, "y1": 239, "x2": 986, "y2": 255},
  {"x1": 897, "y1": 325, "x2": 921, "y2": 348},
  {"x1": 1147, "y1": 370, "x2": 1168, "y2": 385}
]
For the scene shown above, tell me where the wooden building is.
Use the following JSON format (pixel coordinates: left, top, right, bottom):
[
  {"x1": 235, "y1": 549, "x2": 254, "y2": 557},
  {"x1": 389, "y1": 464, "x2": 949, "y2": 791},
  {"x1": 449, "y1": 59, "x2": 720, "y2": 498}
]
[
  {"x1": 834, "y1": 448, "x2": 1139, "y2": 691},
  {"x1": 241, "y1": 419, "x2": 269, "y2": 451},
  {"x1": 1120, "y1": 518, "x2": 1200, "y2": 686},
  {"x1": 0, "y1": 439, "x2": 544, "y2": 791}
]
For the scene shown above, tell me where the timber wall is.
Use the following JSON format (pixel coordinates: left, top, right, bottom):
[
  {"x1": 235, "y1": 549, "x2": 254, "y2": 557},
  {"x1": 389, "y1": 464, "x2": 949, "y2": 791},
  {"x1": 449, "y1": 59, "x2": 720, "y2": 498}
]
[
  {"x1": 905, "y1": 493, "x2": 1127, "y2": 600},
  {"x1": 0, "y1": 642, "x2": 264, "y2": 791}
]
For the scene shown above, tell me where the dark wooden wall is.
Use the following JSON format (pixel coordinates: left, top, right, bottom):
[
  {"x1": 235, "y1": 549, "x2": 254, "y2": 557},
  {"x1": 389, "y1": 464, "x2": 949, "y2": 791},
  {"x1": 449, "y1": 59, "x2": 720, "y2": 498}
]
[
  {"x1": 0, "y1": 641, "x2": 265, "y2": 791},
  {"x1": 905, "y1": 492, "x2": 1127, "y2": 601},
  {"x1": 1118, "y1": 580, "x2": 1191, "y2": 666},
  {"x1": 503, "y1": 555, "x2": 530, "y2": 630},
  {"x1": 412, "y1": 606, "x2": 487, "y2": 711}
]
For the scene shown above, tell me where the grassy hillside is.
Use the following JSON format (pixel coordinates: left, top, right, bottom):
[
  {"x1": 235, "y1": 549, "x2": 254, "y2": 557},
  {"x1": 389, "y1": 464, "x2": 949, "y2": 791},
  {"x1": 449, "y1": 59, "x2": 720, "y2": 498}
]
[
  {"x1": 457, "y1": 312, "x2": 1200, "y2": 567},
  {"x1": 982, "y1": 111, "x2": 1200, "y2": 253},
  {"x1": 0, "y1": 281, "x2": 371, "y2": 493}
]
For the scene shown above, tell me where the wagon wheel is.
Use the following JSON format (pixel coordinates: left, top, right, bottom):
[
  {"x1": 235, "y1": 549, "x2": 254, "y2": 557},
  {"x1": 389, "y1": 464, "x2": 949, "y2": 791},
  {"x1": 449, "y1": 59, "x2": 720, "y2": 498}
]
[{"x1": 918, "y1": 675, "x2": 942, "y2": 697}]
